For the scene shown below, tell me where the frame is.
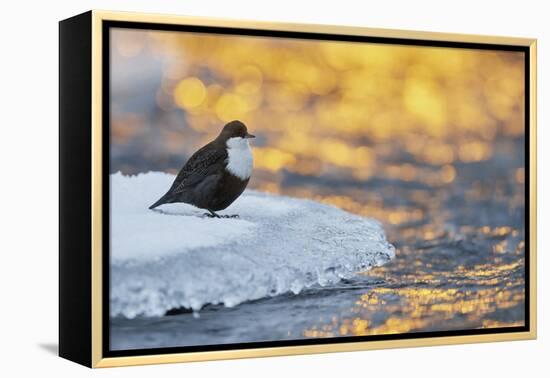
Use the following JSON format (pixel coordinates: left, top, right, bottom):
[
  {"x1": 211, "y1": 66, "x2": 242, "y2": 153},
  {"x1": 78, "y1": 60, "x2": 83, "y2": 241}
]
[{"x1": 59, "y1": 10, "x2": 537, "y2": 368}]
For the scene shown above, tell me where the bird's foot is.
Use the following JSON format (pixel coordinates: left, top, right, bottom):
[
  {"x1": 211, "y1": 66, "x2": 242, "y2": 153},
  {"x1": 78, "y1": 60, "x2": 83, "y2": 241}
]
[
  {"x1": 201, "y1": 212, "x2": 239, "y2": 219},
  {"x1": 221, "y1": 214, "x2": 240, "y2": 219}
]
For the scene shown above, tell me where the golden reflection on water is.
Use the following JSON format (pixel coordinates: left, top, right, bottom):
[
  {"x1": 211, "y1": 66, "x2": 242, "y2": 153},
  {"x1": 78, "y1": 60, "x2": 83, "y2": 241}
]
[
  {"x1": 111, "y1": 29, "x2": 526, "y2": 337},
  {"x1": 304, "y1": 262, "x2": 525, "y2": 337},
  {"x1": 301, "y1": 189, "x2": 525, "y2": 337}
]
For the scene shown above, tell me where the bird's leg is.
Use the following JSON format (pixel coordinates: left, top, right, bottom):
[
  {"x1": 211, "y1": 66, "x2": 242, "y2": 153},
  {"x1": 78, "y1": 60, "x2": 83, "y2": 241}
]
[{"x1": 203, "y1": 209, "x2": 221, "y2": 218}]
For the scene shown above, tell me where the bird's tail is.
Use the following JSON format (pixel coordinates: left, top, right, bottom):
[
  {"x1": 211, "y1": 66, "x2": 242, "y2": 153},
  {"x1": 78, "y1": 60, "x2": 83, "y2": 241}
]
[{"x1": 149, "y1": 193, "x2": 171, "y2": 210}]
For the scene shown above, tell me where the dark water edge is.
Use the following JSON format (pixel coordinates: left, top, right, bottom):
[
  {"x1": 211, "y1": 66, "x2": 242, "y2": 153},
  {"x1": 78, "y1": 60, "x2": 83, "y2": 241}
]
[{"x1": 110, "y1": 135, "x2": 525, "y2": 350}]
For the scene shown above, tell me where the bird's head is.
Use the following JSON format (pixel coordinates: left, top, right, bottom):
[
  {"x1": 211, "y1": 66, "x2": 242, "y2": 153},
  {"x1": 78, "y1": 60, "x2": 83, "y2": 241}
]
[{"x1": 217, "y1": 120, "x2": 255, "y2": 143}]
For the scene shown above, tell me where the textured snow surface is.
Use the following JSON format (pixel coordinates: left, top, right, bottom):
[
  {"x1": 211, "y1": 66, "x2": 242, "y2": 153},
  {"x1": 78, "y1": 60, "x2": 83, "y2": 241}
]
[{"x1": 110, "y1": 172, "x2": 395, "y2": 318}]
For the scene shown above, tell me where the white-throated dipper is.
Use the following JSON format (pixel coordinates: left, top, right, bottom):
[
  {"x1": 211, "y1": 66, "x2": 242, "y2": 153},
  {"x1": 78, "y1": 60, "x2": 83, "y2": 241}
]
[{"x1": 149, "y1": 120, "x2": 255, "y2": 218}]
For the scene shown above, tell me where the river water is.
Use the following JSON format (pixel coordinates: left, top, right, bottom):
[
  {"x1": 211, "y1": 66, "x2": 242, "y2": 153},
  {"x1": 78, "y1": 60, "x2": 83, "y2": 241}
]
[{"x1": 110, "y1": 134, "x2": 525, "y2": 350}]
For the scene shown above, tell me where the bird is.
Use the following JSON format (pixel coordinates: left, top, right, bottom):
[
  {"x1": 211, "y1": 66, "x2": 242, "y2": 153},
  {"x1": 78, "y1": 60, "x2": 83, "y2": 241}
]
[{"x1": 149, "y1": 120, "x2": 255, "y2": 218}]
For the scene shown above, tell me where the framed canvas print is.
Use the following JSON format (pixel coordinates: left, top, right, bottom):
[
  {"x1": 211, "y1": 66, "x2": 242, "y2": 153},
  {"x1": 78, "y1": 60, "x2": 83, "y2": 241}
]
[{"x1": 59, "y1": 10, "x2": 537, "y2": 368}]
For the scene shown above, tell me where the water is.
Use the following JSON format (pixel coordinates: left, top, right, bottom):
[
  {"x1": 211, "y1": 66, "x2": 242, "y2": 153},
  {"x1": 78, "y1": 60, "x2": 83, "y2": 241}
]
[{"x1": 110, "y1": 135, "x2": 525, "y2": 350}]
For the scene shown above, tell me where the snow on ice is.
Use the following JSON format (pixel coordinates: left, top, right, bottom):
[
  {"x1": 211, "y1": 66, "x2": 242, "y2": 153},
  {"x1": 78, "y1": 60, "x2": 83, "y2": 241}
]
[{"x1": 110, "y1": 172, "x2": 395, "y2": 318}]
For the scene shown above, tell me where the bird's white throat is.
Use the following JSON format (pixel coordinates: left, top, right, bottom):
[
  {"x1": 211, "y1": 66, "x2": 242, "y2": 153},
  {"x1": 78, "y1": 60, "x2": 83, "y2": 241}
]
[{"x1": 226, "y1": 137, "x2": 253, "y2": 180}]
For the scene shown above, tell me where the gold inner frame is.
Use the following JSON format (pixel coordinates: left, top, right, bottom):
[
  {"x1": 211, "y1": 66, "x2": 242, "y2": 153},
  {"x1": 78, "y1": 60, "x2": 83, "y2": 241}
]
[{"x1": 90, "y1": 9, "x2": 537, "y2": 368}]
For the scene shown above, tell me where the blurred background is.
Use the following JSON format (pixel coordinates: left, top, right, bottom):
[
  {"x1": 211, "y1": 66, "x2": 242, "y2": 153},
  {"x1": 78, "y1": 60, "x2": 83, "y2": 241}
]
[{"x1": 110, "y1": 28, "x2": 526, "y2": 335}]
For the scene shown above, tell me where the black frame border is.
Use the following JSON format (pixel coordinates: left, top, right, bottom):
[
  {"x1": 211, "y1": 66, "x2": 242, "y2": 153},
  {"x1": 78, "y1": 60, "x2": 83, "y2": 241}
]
[{"x1": 101, "y1": 20, "x2": 531, "y2": 359}]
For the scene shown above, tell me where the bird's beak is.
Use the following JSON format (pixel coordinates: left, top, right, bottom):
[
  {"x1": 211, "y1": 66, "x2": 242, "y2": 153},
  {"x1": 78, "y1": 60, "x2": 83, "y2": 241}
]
[{"x1": 245, "y1": 133, "x2": 256, "y2": 139}]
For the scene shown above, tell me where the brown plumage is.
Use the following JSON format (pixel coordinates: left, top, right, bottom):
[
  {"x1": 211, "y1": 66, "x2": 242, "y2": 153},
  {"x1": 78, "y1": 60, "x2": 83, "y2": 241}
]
[{"x1": 149, "y1": 120, "x2": 255, "y2": 217}]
